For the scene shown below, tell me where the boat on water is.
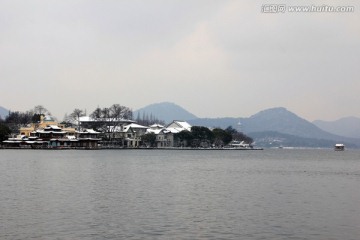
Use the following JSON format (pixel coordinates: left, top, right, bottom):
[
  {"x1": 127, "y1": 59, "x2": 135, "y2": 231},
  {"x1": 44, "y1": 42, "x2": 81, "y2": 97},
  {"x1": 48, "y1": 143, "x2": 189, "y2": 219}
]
[
  {"x1": 224, "y1": 141, "x2": 263, "y2": 150},
  {"x1": 228, "y1": 140, "x2": 250, "y2": 148},
  {"x1": 334, "y1": 144, "x2": 345, "y2": 151}
]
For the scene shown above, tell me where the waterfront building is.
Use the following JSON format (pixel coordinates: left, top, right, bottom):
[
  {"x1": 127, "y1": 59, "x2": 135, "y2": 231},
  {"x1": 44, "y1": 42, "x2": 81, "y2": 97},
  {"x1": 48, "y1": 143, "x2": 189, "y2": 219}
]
[
  {"x1": 78, "y1": 116, "x2": 135, "y2": 130},
  {"x1": 104, "y1": 123, "x2": 149, "y2": 147},
  {"x1": 2, "y1": 115, "x2": 101, "y2": 149},
  {"x1": 147, "y1": 128, "x2": 172, "y2": 148},
  {"x1": 2, "y1": 115, "x2": 192, "y2": 149},
  {"x1": 19, "y1": 115, "x2": 68, "y2": 137},
  {"x1": 145, "y1": 120, "x2": 192, "y2": 147},
  {"x1": 122, "y1": 123, "x2": 149, "y2": 147},
  {"x1": 48, "y1": 129, "x2": 101, "y2": 149}
]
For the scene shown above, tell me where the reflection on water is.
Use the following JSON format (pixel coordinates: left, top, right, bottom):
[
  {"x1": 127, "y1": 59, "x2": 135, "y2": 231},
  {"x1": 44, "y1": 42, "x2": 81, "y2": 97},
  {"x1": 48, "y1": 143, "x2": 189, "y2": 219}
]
[{"x1": 1, "y1": 149, "x2": 360, "y2": 239}]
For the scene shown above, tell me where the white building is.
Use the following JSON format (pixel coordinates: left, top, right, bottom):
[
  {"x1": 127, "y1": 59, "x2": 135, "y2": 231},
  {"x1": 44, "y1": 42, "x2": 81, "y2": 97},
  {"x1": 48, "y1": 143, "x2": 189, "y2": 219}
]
[{"x1": 145, "y1": 120, "x2": 192, "y2": 147}]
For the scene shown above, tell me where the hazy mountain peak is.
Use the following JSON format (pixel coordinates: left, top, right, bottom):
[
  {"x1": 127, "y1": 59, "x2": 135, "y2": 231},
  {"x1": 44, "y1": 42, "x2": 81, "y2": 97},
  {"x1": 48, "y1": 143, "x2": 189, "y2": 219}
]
[
  {"x1": 134, "y1": 102, "x2": 197, "y2": 124},
  {"x1": 313, "y1": 116, "x2": 360, "y2": 138},
  {"x1": 240, "y1": 107, "x2": 336, "y2": 139},
  {"x1": 249, "y1": 107, "x2": 297, "y2": 119},
  {"x1": 142, "y1": 102, "x2": 181, "y2": 109}
]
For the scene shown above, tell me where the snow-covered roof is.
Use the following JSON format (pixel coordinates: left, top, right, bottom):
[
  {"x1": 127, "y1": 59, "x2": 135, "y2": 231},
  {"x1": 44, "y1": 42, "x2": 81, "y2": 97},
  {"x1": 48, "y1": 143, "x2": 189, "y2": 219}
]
[
  {"x1": 166, "y1": 120, "x2": 192, "y2": 133},
  {"x1": 166, "y1": 121, "x2": 191, "y2": 131},
  {"x1": 78, "y1": 129, "x2": 100, "y2": 134},
  {"x1": 175, "y1": 121, "x2": 192, "y2": 130},
  {"x1": 121, "y1": 123, "x2": 149, "y2": 132},
  {"x1": 166, "y1": 127, "x2": 184, "y2": 133},
  {"x1": 36, "y1": 129, "x2": 66, "y2": 134},
  {"x1": 146, "y1": 128, "x2": 170, "y2": 134},
  {"x1": 8, "y1": 135, "x2": 27, "y2": 141},
  {"x1": 144, "y1": 121, "x2": 192, "y2": 134},
  {"x1": 79, "y1": 116, "x2": 135, "y2": 123},
  {"x1": 3, "y1": 140, "x2": 22, "y2": 143},
  {"x1": 45, "y1": 125, "x2": 62, "y2": 130},
  {"x1": 149, "y1": 124, "x2": 165, "y2": 129},
  {"x1": 49, "y1": 138, "x2": 79, "y2": 142},
  {"x1": 79, "y1": 116, "x2": 95, "y2": 122},
  {"x1": 125, "y1": 123, "x2": 149, "y2": 129}
]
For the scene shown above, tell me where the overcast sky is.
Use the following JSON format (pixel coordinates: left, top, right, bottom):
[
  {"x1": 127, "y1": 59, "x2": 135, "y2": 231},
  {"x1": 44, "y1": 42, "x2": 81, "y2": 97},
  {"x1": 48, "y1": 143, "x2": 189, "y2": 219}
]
[{"x1": 1, "y1": 0, "x2": 359, "y2": 121}]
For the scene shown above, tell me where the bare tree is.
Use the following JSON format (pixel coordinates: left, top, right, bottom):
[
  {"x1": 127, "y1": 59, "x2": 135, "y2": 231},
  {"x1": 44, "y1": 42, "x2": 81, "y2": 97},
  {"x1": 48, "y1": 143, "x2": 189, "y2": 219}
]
[
  {"x1": 109, "y1": 104, "x2": 132, "y2": 119},
  {"x1": 90, "y1": 107, "x2": 102, "y2": 119},
  {"x1": 89, "y1": 104, "x2": 133, "y2": 140},
  {"x1": 106, "y1": 104, "x2": 132, "y2": 139},
  {"x1": 69, "y1": 109, "x2": 85, "y2": 130},
  {"x1": 33, "y1": 105, "x2": 51, "y2": 116},
  {"x1": 5, "y1": 110, "x2": 34, "y2": 133},
  {"x1": 101, "y1": 108, "x2": 110, "y2": 119}
]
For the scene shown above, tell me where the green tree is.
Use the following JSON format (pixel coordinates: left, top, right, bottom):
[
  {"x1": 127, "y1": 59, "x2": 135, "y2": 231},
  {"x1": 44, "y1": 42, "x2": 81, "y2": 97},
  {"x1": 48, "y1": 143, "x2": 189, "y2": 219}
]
[
  {"x1": 212, "y1": 128, "x2": 232, "y2": 147},
  {"x1": 31, "y1": 113, "x2": 42, "y2": 123},
  {"x1": 5, "y1": 111, "x2": 33, "y2": 133},
  {"x1": 190, "y1": 126, "x2": 214, "y2": 147},
  {"x1": 175, "y1": 130, "x2": 193, "y2": 147},
  {"x1": 0, "y1": 123, "x2": 11, "y2": 142},
  {"x1": 225, "y1": 126, "x2": 253, "y2": 144}
]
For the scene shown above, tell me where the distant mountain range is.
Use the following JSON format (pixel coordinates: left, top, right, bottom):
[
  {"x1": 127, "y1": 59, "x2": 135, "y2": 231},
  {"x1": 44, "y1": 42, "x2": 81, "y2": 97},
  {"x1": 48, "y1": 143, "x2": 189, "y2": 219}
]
[
  {"x1": 240, "y1": 107, "x2": 338, "y2": 139},
  {"x1": 133, "y1": 102, "x2": 197, "y2": 124},
  {"x1": 134, "y1": 102, "x2": 360, "y2": 148},
  {"x1": 0, "y1": 106, "x2": 8, "y2": 119},
  {"x1": 189, "y1": 107, "x2": 337, "y2": 138},
  {"x1": 188, "y1": 107, "x2": 360, "y2": 148},
  {"x1": 313, "y1": 117, "x2": 360, "y2": 139}
]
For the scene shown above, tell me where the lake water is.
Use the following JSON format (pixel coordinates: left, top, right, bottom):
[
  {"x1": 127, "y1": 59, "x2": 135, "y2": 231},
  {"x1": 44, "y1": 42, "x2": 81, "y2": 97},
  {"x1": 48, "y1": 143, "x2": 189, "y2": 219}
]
[{"x1": 1, "y1": 149, "x2": 360, "y2": 240}]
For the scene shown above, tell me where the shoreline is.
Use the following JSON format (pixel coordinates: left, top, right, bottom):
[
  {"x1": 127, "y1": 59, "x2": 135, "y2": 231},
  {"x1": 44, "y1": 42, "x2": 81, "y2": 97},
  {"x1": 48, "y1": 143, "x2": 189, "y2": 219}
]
[{"x1": 0, "y1": 146, "x2": 264, "y2": 151}]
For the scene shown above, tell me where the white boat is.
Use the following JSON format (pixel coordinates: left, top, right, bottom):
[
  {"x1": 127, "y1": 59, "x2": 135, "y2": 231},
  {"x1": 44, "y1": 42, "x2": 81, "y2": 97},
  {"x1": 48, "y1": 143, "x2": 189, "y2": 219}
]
[
  {"x1": 334, "y1": 144, "x2": 345, "y2": 151},
  {"x1": 228, "y1": 140, "x2": 251, "y2": 149}
]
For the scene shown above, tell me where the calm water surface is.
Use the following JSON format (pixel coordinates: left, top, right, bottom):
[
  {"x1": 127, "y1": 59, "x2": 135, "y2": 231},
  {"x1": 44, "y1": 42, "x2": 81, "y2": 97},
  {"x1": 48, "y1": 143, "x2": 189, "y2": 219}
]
[{"x1": 0, "y1": 149, "x2": 360, "y2": 239}]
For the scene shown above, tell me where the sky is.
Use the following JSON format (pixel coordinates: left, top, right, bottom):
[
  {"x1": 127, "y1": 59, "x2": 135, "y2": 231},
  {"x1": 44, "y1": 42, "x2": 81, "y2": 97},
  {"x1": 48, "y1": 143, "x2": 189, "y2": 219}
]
[{"x1": 1, "y1": 0, "x2": 359, "y2": 121}]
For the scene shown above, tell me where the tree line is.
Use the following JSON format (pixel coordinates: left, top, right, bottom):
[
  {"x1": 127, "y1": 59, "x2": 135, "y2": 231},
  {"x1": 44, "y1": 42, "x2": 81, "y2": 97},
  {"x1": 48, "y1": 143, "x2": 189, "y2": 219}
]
[
  {"x1": 142, "y1": 126, "x2": 253, "y2": 148},
  {"x1": 62, "y1": 104, "x2": 133, "y2": 133},
  {"x1": 176, "y1": 126, "x2": 253, "y2": 148},
  {"x1": 0, "y1": 105, "x2": 51, "y2": 141},
  {"x1": 135, "y1": 112, "x2": 165, "y2": 126}
]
